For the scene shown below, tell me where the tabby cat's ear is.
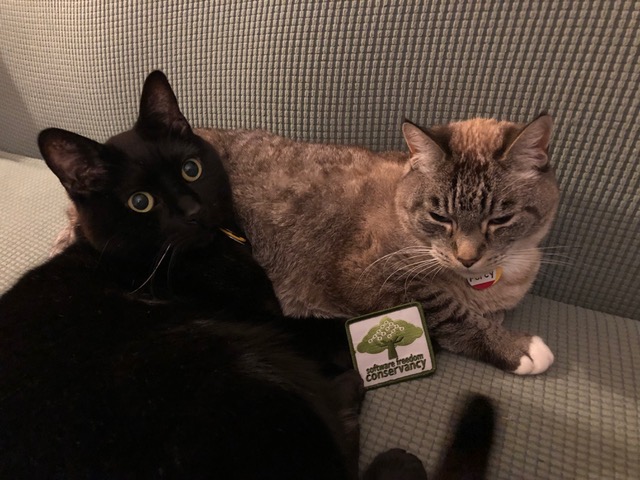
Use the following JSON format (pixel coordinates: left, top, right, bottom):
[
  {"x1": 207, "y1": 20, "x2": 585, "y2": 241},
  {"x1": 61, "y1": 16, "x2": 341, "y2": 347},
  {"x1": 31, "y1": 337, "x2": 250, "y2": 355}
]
[
  {"x1": 402, "y1": 120, "x2": 446, "y2": 173},
  {"x1": 137, "y1": 70, "x2": 191, "y2": 136},
  {"x1": 504, "y1": 114, "x2": 553, "y2": 173},
  {"x1": 38, "y1": 128, "x2": 109, "y2": 197}
]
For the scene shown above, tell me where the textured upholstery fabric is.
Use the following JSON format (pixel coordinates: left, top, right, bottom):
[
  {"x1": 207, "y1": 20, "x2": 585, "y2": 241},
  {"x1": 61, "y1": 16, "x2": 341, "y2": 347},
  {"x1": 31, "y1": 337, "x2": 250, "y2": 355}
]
[
  {"x1": 361, "y1": 295, "x2": 640, "y2": 479},
  {"x1": 0, "y1": 0, "x2": 638, "y2": 318},
  {"x1": 0, "y1": 152, "x2": 68, "y2": 292},
  {"x1": 0, "y1": 1, "x2": 639, "y2": 478}
]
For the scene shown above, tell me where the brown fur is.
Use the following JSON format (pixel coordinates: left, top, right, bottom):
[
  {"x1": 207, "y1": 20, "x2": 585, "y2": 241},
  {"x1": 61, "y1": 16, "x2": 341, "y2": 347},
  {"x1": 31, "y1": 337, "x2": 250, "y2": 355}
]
[
  {"x1": 54, "y1": 116, "x2": 559, "y2": 374},
  {"x1": 197, "y1": 115, "x2": 559, "y2": 374}
]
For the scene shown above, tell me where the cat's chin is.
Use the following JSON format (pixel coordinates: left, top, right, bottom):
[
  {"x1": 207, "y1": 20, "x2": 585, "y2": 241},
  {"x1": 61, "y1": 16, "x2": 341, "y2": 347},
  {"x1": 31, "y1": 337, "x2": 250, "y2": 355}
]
[{"x1": 453, "y1": 266, "x2": 491, "y2": 277}]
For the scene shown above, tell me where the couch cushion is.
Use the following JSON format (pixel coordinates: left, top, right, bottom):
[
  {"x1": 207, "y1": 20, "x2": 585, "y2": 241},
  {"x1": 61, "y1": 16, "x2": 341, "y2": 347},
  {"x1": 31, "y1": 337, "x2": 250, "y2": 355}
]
[
  {"x1": 0, "y1": 151, "x2": 68, "y2": 292},
  {"x1": 360, "y1": 294, "x2": 640, "y2": 478}
]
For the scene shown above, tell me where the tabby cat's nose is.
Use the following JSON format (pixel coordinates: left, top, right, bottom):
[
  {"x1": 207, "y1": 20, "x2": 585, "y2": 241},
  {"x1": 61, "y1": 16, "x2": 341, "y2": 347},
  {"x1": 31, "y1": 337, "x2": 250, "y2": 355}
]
[{"x1": 458, "y1": 256, "x2": 480, "y2": 268}]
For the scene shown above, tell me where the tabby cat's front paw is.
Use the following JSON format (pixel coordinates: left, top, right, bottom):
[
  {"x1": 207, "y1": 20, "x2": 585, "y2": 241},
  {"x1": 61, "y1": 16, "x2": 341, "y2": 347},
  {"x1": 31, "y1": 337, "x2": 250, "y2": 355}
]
[{"x1": 513, "y1": 335, "x2": 554, "y2": 375}]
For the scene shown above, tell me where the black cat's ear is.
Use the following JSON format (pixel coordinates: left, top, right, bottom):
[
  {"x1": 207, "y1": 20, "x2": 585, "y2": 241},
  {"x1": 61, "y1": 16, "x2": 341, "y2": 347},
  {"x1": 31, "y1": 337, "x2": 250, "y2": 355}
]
[
  {"x1": 402, "y1": 120, "x2": 446, "y2": 173},
  {"x1": 38, "y1": 128, "x2": 109, "y2": 197},
  {"x1": 137, "y1": 70, "x2": 191, "y2": 136},
  {"x1": 504, "y1": 114, "x2": 553, "y2": 174}
]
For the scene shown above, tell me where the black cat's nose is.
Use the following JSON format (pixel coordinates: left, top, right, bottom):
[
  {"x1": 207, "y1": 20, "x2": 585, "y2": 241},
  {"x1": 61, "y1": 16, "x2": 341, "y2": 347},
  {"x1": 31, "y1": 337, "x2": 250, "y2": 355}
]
[
  {"x1": 178, "y1": 196, "x2": 201, "y2": 218},
  {"x1": 457, "y1": 256, "x2": 480, "y2": 268}
]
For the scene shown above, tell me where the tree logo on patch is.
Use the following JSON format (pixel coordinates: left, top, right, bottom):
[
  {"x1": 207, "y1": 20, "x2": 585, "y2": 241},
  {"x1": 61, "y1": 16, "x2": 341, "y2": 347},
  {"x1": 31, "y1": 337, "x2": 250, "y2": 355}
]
[{"x1": 356, "y1": 316, "x2": 423, "y2": 360}]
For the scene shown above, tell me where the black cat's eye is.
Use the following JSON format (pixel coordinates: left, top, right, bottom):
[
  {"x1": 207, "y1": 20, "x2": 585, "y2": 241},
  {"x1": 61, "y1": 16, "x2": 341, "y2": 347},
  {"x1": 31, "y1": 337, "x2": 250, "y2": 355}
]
[
  {"x1": 182, "y1": 158, "x2": 203, "y2": 182},
  {"x1": 489, "y1": 214, "x2": 514, "y2": 226},
  {"x1": 127, "y1": 192, "x2": 155, "y2": 213},
  {"x1": 429, "y1": 212, "x2": 452, "y2": 224}
]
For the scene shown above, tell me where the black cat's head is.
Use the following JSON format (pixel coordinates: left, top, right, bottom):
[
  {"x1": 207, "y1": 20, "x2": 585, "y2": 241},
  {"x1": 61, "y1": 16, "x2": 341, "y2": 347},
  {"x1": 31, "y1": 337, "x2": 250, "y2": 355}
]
[{"x1": 38, "y1": 71, "x2": 236, "y2": 273}]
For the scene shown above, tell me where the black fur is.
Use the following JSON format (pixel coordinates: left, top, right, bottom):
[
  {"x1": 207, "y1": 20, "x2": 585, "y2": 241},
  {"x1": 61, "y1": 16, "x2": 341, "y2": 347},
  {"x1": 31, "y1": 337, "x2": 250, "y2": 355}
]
[{"x1": 0, "y1": 71, "x2": 359, "y2": 479}]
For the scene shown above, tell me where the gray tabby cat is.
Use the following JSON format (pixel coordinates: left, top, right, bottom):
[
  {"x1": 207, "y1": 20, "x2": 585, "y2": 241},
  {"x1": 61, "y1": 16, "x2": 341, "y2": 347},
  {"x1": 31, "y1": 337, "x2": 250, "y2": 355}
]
[
  {"x1": 55, "y1": 115, "x2": 559, "y2": 375},
  {"x1": 197, "y1": 115, "x2": 559, "y2": 375}
]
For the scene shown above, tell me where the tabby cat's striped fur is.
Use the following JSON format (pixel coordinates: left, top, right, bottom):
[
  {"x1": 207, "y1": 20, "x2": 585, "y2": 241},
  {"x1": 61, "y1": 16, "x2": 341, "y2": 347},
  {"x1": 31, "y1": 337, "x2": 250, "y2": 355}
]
[{"x1": 199, "y1": 115, "x2": 559, "y2": 374}]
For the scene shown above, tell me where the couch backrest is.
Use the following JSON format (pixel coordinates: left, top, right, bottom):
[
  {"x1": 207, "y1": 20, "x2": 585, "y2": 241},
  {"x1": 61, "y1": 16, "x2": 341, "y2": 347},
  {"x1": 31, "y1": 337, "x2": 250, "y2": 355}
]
[{"x1": 1, "y1": 1, "x2": 638, "y2": 319}]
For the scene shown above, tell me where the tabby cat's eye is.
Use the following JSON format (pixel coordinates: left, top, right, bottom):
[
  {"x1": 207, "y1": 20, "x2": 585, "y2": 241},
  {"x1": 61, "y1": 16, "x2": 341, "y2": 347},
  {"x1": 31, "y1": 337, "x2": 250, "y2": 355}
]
[
  {"x1": 182, "y1": 158, "x2": 203, "y2": 182},
  {"x1": 127, "y1": 192, "x2": 154, "y2": 213},
  {"x1": 489, "y1": 214, "x2": 514, "y2": 226},
  {"x1": 429, "y1": 211, "x2": 452, "y2": 224}
]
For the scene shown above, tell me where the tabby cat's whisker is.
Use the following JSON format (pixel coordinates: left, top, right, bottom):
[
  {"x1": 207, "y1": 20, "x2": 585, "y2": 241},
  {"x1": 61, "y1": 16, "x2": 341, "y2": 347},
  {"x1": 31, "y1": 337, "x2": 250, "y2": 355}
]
[
  {"x1": 379, "y1": 255, "x2": 441, "y2": 297},
  {"x1": 385, "y1": 256, "x2": 439, "y2": 281},
  {"x1": 352, "y1": 245, "x2": 431, "y2": 293},
  {"x1": 357, "y1": 246, "x2": 426, "y2": 278},
  {"x1": 404, "y1": 261, "x2": 443, "y2": 297}
]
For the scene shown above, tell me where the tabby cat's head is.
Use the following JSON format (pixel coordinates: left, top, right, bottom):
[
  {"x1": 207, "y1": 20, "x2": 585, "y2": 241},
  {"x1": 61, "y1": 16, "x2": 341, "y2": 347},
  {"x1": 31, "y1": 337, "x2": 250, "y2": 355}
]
[
  {"x1": 38, "y1": 71, "x2": 235, "y2": 271},
  {"x1": 398, "y1": 116, "x2": 559, "y2": 276}
]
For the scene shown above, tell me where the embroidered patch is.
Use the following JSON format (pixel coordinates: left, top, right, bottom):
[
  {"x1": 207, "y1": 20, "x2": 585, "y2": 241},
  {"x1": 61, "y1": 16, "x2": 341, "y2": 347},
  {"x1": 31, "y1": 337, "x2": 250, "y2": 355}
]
[
  {"x1": 346, "y1": 303, "x2": 436, "y2": 390},
  {"x1": 467, "y1": 267, "x2": 503, "y2": 290}
]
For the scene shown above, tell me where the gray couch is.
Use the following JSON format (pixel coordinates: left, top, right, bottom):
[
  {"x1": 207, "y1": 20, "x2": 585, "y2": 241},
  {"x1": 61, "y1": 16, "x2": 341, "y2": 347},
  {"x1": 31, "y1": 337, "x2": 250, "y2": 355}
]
[{"x1": 1, "y1": 2, "x2": 638, "y2": 478}]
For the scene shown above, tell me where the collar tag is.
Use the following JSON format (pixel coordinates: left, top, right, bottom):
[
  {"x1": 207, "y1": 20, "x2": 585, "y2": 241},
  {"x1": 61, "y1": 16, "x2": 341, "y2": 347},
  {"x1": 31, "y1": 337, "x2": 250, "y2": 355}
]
[
  {"x1": 345, "y1": 303, "x2": 436, "y2": 390},
  {"x1": 467, "y1": 267, "x2": 503, "y2": 290},
  {"x1": 219, "y1": 227, "x2": 247, "y2": 245}
]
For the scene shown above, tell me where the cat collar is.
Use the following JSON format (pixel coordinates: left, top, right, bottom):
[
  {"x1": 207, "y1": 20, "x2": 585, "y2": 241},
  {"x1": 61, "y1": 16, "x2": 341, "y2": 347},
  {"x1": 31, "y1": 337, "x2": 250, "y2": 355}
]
[
  {"x1": 466, "y1": 267, "x2": 503, "y2": 290},
  {"x1": 219, "y1": 227, "x2": 247, "y2": 245}
]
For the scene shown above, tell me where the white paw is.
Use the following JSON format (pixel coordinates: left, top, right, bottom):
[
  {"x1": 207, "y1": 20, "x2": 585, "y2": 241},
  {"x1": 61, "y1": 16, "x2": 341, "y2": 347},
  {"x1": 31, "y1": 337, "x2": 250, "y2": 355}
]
[{"x1": 513, "y1": 336, "x2": 554, "y2": 375}]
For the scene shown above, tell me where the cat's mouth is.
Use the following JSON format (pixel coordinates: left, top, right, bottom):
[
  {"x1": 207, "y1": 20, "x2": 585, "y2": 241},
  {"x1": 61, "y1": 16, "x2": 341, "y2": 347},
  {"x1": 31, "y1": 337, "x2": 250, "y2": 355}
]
[
  {"x1": 448, "y1": 261, "x2": 488, "y2": 276},
  {"x1": 452, "y1": 264, "x2": 499, "y2": 280}
]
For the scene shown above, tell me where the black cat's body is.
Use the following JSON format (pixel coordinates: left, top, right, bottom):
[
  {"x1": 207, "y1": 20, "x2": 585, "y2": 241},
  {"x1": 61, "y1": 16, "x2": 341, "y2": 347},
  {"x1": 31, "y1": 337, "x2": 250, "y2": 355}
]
[
  {"x1": 0, "y1": 243, "x2": 353, "y2": 479},
  {"x1": 0, "y1": 72, "x2": 359, "y2": 479}
]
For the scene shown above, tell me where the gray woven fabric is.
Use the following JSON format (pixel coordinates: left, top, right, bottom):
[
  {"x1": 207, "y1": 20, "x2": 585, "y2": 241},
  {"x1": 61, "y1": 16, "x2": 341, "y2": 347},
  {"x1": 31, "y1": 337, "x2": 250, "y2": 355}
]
[
  {"x1": 1, "y1": 1, "x2": 637, "y2": 318},
  {"x1": 0, "y1": 152, "x2": 68, "y2": 292},
  {"x1": 360, "y1": 295, "x2": 640, "y2": 479}
]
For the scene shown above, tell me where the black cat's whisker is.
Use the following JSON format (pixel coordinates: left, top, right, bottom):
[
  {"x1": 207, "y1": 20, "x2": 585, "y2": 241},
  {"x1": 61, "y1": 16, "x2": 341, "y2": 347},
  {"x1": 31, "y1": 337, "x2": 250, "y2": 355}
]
[
  {"x1": 130, "y1": 243, "x2": 173, "y2": 295},
  {"x1": 95, "y1": 235, "x2": 117, "y2": 267},
  {"x1": 164, "y1": 237, "x2": 195, "y2": 294}
]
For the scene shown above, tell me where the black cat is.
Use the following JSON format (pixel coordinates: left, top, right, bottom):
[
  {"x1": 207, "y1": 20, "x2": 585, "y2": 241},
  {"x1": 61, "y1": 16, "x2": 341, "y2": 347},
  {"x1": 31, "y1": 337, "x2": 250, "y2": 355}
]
[
  {"x1": 0, "y1": 71, "x2": 495, "y2": 479},
  {"x1": 0, "y1": 71, "x2": 364, "y2": 479}
]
